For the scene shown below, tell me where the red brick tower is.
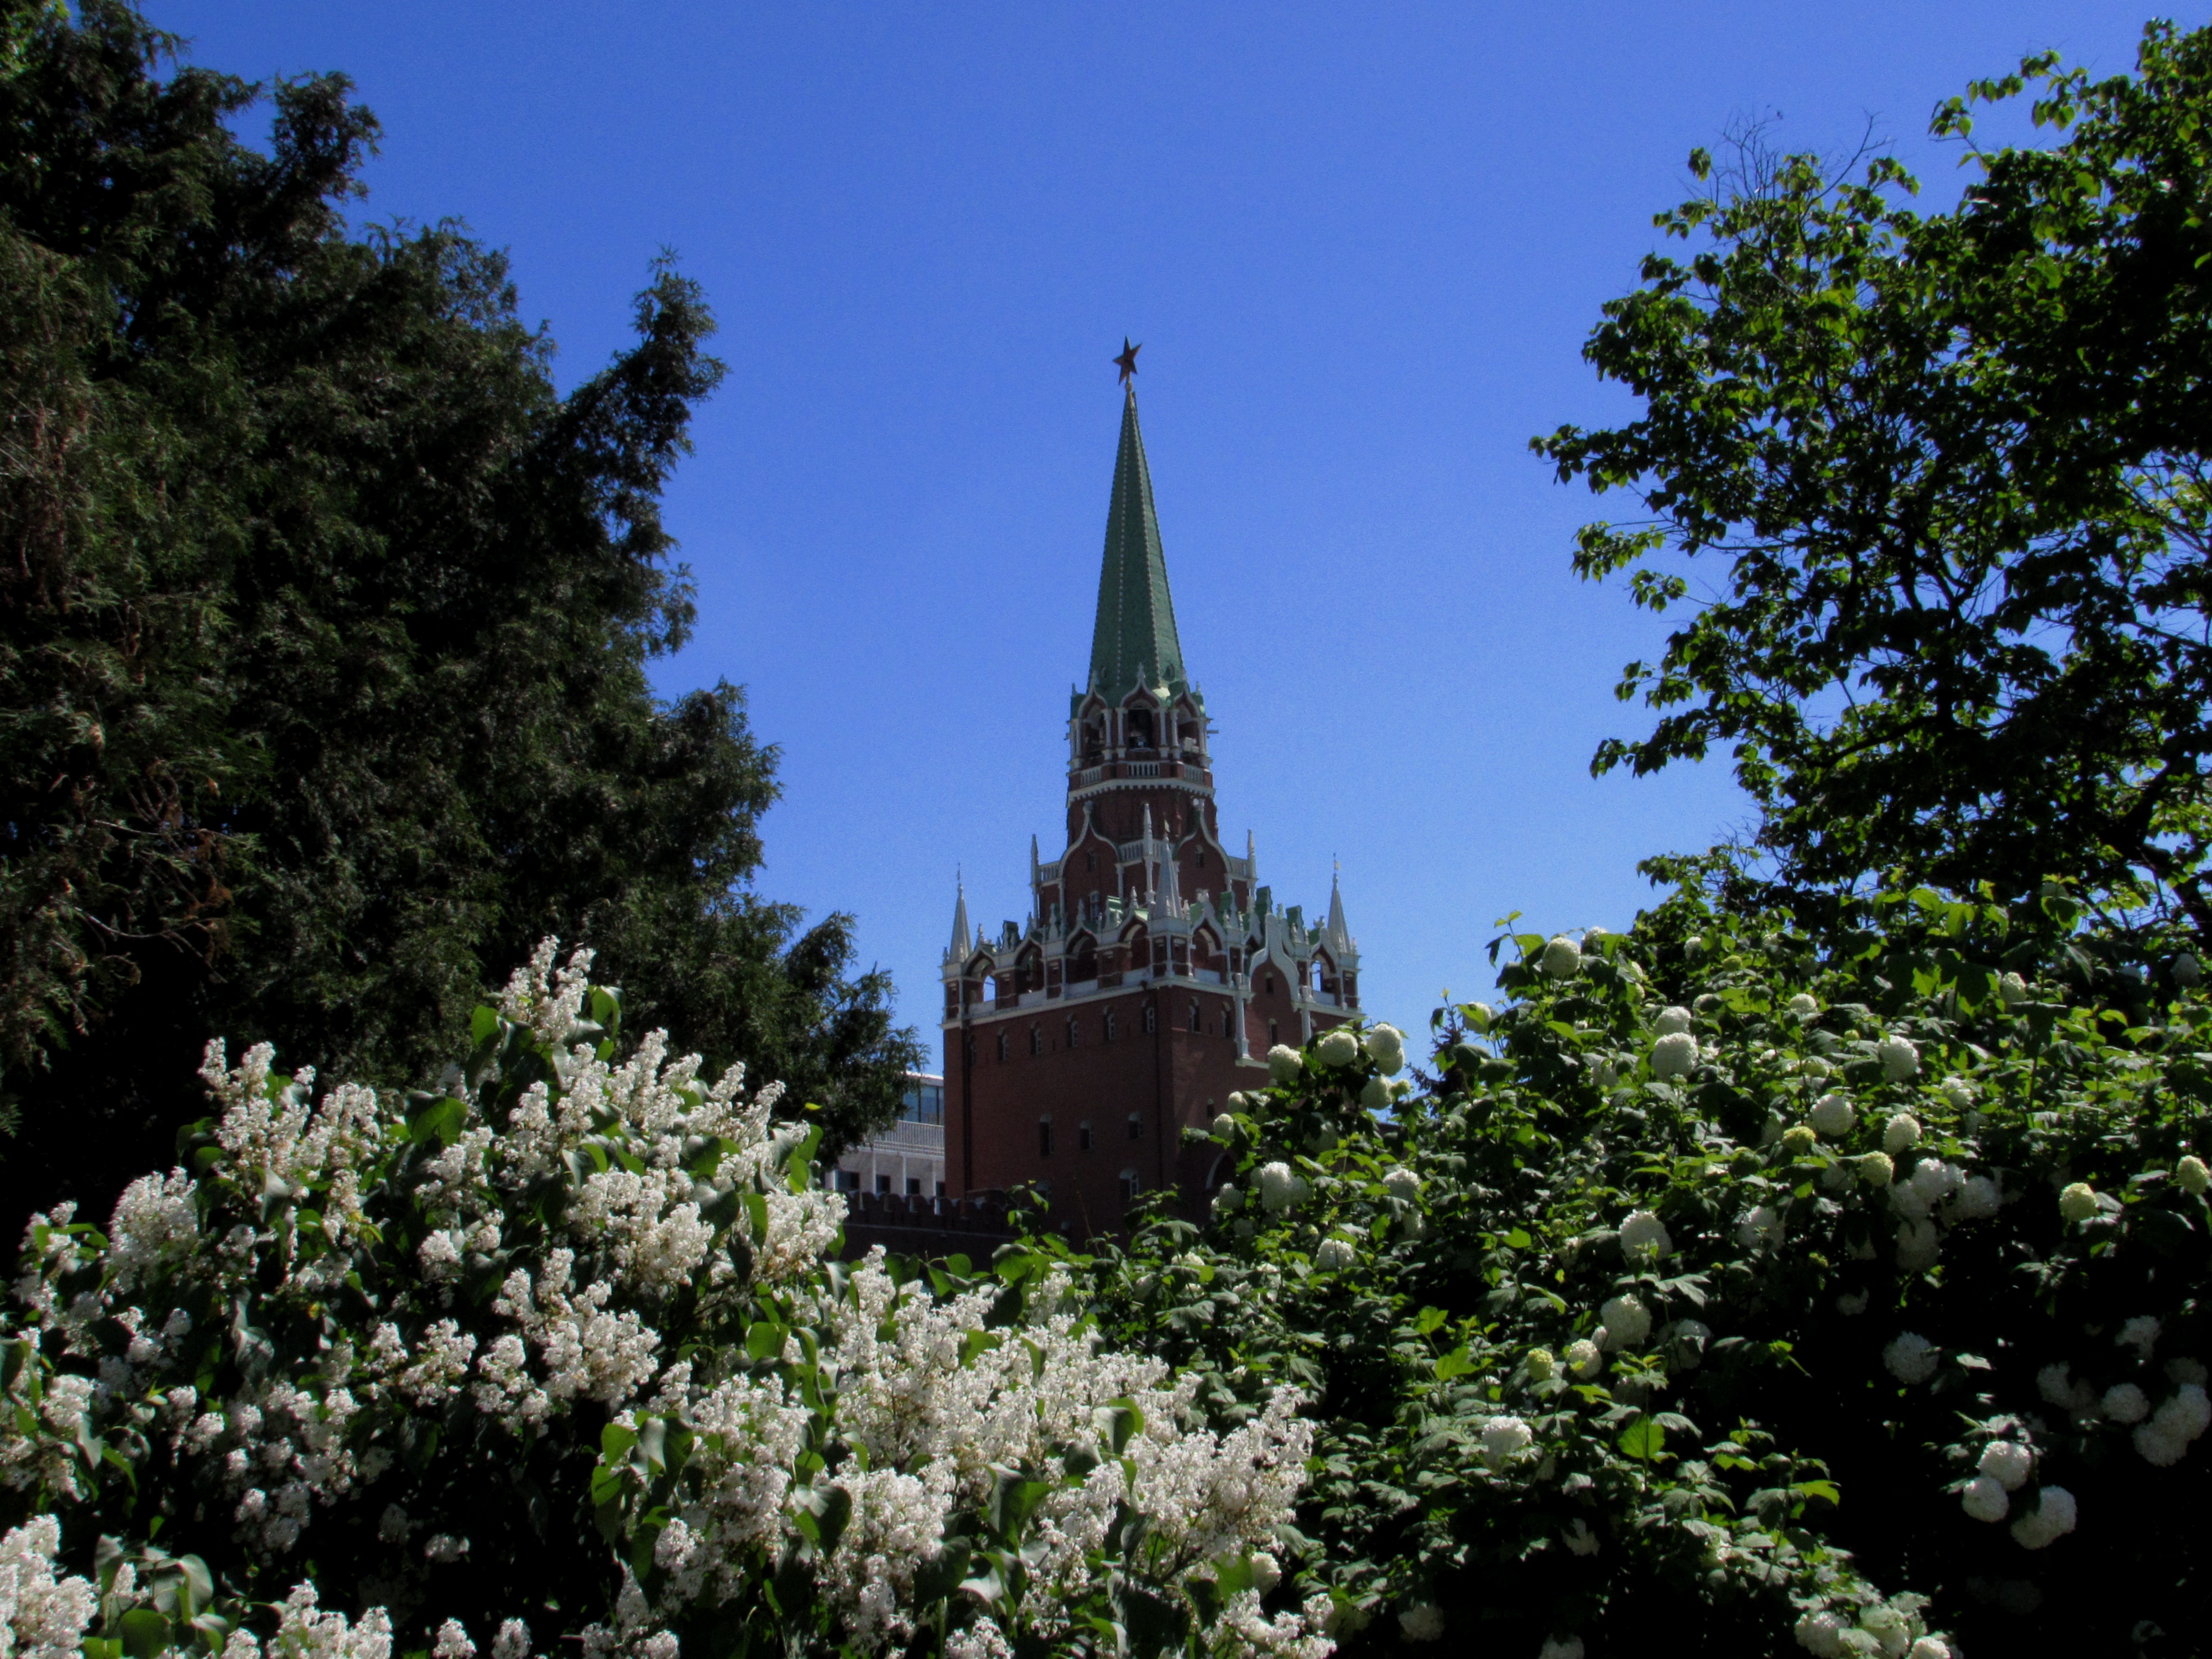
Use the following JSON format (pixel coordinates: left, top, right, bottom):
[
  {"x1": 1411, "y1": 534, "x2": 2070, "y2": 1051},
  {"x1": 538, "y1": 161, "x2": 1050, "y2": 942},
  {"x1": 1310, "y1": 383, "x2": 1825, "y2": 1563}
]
[{"x1": 941, "y1": 377, "x2": 1362, "y2": 1234}]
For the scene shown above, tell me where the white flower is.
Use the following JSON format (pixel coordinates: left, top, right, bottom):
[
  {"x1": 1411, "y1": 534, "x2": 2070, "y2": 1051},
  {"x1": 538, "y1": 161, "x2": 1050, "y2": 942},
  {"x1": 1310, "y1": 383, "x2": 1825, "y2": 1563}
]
[
  {"x1": 1883, "y1": 1332, "x2": 1938, "y2": 1385},
  {"x1": 1960, "y1": 1475, "x2": 2008, "y2": 1522},
  {"x1": 1954, "y1": 1175, "x2": 2001, "y2": 1220},
  {"x1": 1317, "y1": 1028, "x2": 1359, "y2": 1068},
  {"x1": 1877, "y1": 1036, "x2": 1919, "y2": 1081},
  {"x1": 1561, "y1": 1519, "x2": 1599, "y2": 1556},
  {"x1": 1938, "y1": 1076, "x2": 1974, "y2": 1110},
  {"x1": 1652, "y1": 1005, "x2": 1692, "y2": 1036},
  {"x1": 1835, "y1": 1292, "x2": 1868, "y2": 1316},
  {"x1": 0, "y1": 1517, "x2": 100, "y2": 1659},
  {"x1": 1618, "y1": 1209, "x2": 1671, "y2": 1260},
  {"x1": 1564, "y1": 1339, "x2": 1603, "y2": 1379},
  {"x1": 1525, "y1": 1348, "x2": 1556, "y2": 1382},
  {"x1": 2010, "y1": 1484, "x2": 2078, "y2": 1550},
  {"x1": 1736, "y1": 1205, "x2": 1781, "y2": 1250},
  {"x1": 1266, "y1": 1045, "x2": 1302, "y2": 1084},
  {"x1": 1255, "y1": 1162, "x2": 1306, "y2": 1213},
  {"x1": 492, "y1": 1624, "x2": 531, "y2": 1659},
  {"x1": 1314, "y1": 1238, "x2": 1357, "y2": 1271},
  {"x1": 1809, "y1": 1093, "x2": 1856, "y2": 1138},
  {"x1": 1666, "y1": 1319, "x2": 1712, "y2": 1369},
  {"x1": 2179, "y1": 1155, "x2": 2210, "y2": 1195},
  {"x1": 1464, "y1": 1001, "x2": 1495, "y2": 1033},
  {"x1": 1398, "y1": 1604, "x2": 1446, "y2": 1644},
  {"x1": 1785, "y1": 993, "x2": 1819, "y2": 1019},
  {"x1": 1383, "y1": 1167, "x2": 1422, "y2": 1202},
  {"x1": 1882, "y1": 1113, "x2": 1921, "y2": 1154},
  {"x1": 1246, "y1": 1551, "x2": 1282, "y2": 1594},
  {"x1": 2058, "y1": 1182, "x2": 2099, "y2": 1223},
  {"x1": 1910, "y1": 1639, "x2": 1954, "y2": 1659},
  {"x1": 433, "y1": 1621, "x2": 476, "y2": 1659},
  {"x1": 2103, "y1": 1383, "x2": 2150, "y2": 1424},
  {"x1": 2000, "y1": 971, "x2": 2030, "y2": 1006},
  {"x1": 1895, "y1": 1218, "x2": 1939, "y2": 1270},
  {"x1": 1538, "y1": 936, "x2": 1582, "y2": 979},
  {"x1": 1358, "y1": 1076, "x2": 1391, "y2": 1112},
  {"x1": 2133, "y1": 1383, "x2": 2211, "y2": 1465},
  {"x1": 1857, "y1": 1151, "x2": 1895, "y2": 1186},
  {"x1": 1366, "y1": 1024, "x2": 1406, "y2": 1074},
  {"x1": 1211, "y1": 1114, "x2": 1236, "y2": 1139},
  {"x1": 1538, "y1": 1639, "x2": 1585, "y2": 1659},
  {"x1": 1598, "y1": 1295, "x2": 1651, "y2": 1349},
  {"x1": 1651, "y1": 1032, "x2": 1698, "y2": 1079},
  {"x1": 1978, "y1": 1440, "x2": 2033, "y2": 1491},
  {"x1": 1794, "y1": 1610, "x2": 1849, "y2": 1656},
  {"x1": 1479, "y1": 1415, "x2": 1533, "y2": 1466},
  {"x1": 2117, "y1": 1316, "x2": 2162, "y2": 1358}
]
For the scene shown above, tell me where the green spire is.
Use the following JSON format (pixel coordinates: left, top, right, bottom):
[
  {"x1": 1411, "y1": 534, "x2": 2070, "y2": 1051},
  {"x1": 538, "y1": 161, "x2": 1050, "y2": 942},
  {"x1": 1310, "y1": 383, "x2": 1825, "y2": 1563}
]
[{"x1": 1087, "y1": 386, "x2": 1187, "y2": 702}]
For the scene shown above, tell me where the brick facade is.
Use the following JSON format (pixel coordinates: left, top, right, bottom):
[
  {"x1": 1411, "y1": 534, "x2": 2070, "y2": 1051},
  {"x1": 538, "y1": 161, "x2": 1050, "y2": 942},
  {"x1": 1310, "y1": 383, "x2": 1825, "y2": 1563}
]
[{"x1": 941, "y1": 381, "x2": 1361, "y2": 1236}]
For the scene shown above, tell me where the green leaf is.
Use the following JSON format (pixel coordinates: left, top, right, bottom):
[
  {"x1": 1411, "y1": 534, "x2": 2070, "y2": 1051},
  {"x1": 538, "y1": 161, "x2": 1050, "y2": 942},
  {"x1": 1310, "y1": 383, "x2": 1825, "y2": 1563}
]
[{"x1": 1618, "y1": 1418, "x2": 1667, "y2": 1461}]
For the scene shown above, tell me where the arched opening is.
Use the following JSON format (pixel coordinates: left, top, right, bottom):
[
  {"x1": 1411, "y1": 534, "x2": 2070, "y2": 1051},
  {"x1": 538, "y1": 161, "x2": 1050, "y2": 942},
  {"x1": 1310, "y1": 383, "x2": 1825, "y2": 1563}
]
[{"x1": 1126, "y1": 707, "x2": 1156, "y2": 749}]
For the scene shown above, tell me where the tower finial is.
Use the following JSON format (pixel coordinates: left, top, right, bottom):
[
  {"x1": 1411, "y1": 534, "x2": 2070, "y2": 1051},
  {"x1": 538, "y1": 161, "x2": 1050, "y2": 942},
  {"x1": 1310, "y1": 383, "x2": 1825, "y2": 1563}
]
[
  {"x1": 1113, "y1": 337, "x2": 1141, "y2": 384},
  {"x1": 950, "y1": 872, "x2": 972, "y2": 957}
]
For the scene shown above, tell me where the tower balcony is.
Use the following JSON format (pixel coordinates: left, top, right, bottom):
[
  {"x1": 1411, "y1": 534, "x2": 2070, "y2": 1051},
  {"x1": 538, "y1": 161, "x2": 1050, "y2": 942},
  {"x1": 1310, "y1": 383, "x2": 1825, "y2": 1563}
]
[{"x1": 1069, "y1": 758, "x2": 1212, "y2": 789}]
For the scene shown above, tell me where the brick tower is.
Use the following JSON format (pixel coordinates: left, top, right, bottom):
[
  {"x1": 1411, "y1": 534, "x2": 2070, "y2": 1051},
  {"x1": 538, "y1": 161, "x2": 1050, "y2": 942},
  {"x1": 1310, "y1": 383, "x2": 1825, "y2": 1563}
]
[{"x1": 941, "y1": 377, "x2": 1362, "y2": 1234}]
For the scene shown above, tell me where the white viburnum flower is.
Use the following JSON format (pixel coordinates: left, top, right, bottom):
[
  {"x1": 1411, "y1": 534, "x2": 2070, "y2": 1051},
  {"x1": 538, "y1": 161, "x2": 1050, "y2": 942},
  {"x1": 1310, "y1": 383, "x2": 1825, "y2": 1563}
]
[
  {"x1": 1978, "y1": 1441, "x2": 2033, "y2": 1491},
  {"x1": 1565, "y1": 1339, "x2": 1603, "y2": 1379},
  {"x1": 2117, "y1": 1316, "x2": 2162, "y2": 1358},
  {"x1": 1960, "y1": 1475, "x2": 2008, "y2": 1523},
  {"x1": 1938, "y1": 1076, "x2": 1974, "y2": 1110},
  {"x1": 1314, "y1": 1238, "x2": 1356, "y2": 1272},
  {"x1": 1538, "y1": 1637, "x2": 1585, "y2": 1659},
  {"x1": 1382, "y1": 1167, "x2": 1422, "y2": 1202},
  {"x1": 1525, "y1": 1348, "x2": 1556, "y2": 1383},
  {"x1": 2103, "y1": 1384, "x2": 2151, "y2": 1425},
  {"x1": 1317, "y1": 1028, "x2": 1359, "y2": 1068},
  {"x1": 1652, "y1": 1005, "x2": 1692, "y2": 1036},
  {"x1": 1954, "y1": 1175, "x2": 2001, "y2": 1220},
  {"x1": 1256, "y1": 1162, "x2": 1306, "y2": 1213},
  {"x1": 1882, "y1": 1113, "x2": 1922, "y2": 1154},
  {"x1": 1877, "y1": 1036, "x2": 1920, "y2": 1081},
  {"x1": 1883, "y1": 1332, "x2": 1938, "y2": 1385},
  {"x1": 2010, "y1": 1485, "x2": 2078, "y2": 1550},
  {"x1": 1266, "y1": 1045, "x2": 1302, "y2": 1084},
  {"x1": 1398, "y1": 1604, "x2": 1445, "y2": 1644},
  {"x1": 1618, "y1": 1209, "x2": 1671, "y2": 1260},
  {"x1": 1785, "y1": 993, "x2": 1819, "y2": 1019},
  {"x1": 2134, "y1": 1383, "x2": 2212, "y2": 1465},
  {"x1": 2179, "y1": 1155, "x2": 2210, "y2": 1195},
  {"x1": 1479, "y1": 1415, "x2": 1533, "y2": 1467},
  {"x1": 1857, "y1": 1151, "x2": 1895, "y2": 1186},
  {"x1": 1651, "y1": 1032, "x2": 1698, "y2": 1079},
  {"x1": 2000, "y1": 971, "x2": 2031, "y2": 1006},
  {"x1": 1366, "y1": 1024, "x2": 1406, "y2": 1074},
  {"x1": 1835, "y1": 1292, "x2": 1869, "y2": 1316},
  {"x1": 1359, "y1": 1076, "x2": 1391, "y2": 1112},
  {"x1": 2059, "y1": 1182, "x2": 2100, "y2": 1224},
  {"x1": 1211, "y1": 1113, "x2": 1236, "y2": 1139},
  {"x1": 1809, "y1": 1093, "x2": 1856, "y2": 1138},
  {"x1": 1538, "y1": 936, "x2": 1582, "y2": 980},
  {"x1": 1736, "y1": 1206, "x2": 1781, "y2": 1250},
  {"x1": 1598, "y1": 1295, "x2": 1650, "y2": 1349}
]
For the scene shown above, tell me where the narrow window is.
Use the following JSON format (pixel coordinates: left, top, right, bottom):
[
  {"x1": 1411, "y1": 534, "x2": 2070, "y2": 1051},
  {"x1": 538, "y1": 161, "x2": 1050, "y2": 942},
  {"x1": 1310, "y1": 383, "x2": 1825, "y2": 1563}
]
[
  {"x1": 1188, "y1": 1003, "x2": 1201, "y2": 1032},
  {"x1": 1104, "y1": 1009, "x2": 1117, "y2": 1041},
  {"x1": 1269, "y1": 1019, "x2": 1280, "y2": 1044},
  {"x1": 875, "y1": 1174, "x2": 892, "y2": 1196},
  {"x1": 905, "y1": 1177, "x2": 922, "y2": 1197},
  {"x1": 1266, "y1": 974, "x2": 1276, "y2": 995},
  {"x1": 963, "y1": 1037, "x2": 977, "y2": 1067},
  {"x1": 935, "y1": 1180, "x2": 947, "y2": 1197},
  {"x1": 1119, "y1": 1169, "x2": 1140, "y2": 1204},
  {"x1": 1087, "y1": 851, "x2": 1098, "y2": 872},
  {"x1": 1030, "y1": 1026, "x2": 1043, "y2": 1056},
  {"x1": 1143, "y1": 1003, "x2": 1157, "y2": 1034},
  {"x1": 996, "y1": 1031, "x2": 1008, "y2": 1063},
  {"x1": 1127, "y1": 1112, "x2": 1143, "y2": 1141},
  {"x1": 1039, "y1": 1118, "x2": 1054, "y2": 1157},
  {"x1": 1079, "y1": 1120, "x2": 1093, "y2": 1151},
  {"x1": 1066, "y1": 1018, "x2": 1079, "y2": 1050},
  {"x1": 834, "y1": 1169, "x2": 859, "y2": 1194}
]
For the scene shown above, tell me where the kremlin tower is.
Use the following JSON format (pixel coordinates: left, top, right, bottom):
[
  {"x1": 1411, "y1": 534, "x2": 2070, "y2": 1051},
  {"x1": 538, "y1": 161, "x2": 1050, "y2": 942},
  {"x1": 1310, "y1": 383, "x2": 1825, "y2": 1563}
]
[{"x1": 941, "y1": 362, "x2": 1361, "y2": 1233}]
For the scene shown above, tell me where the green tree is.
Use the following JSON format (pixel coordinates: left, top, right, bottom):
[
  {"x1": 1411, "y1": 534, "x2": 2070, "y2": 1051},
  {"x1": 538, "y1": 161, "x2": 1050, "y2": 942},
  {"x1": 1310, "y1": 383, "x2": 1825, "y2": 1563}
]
[
  {"x1": 1536, "y1": 20, "x2": 2212, "y2": 936},
  {"x1": 0, "y1": 0, "x2": 916, "y2": 1233}
]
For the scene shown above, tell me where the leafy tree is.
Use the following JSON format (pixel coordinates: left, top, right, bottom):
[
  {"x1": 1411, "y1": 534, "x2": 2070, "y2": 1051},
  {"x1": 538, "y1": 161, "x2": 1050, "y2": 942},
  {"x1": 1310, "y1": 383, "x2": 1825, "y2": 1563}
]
[
  {"x1": 1076, "y1": 898, "x2": 2209, "y2": 1657},
  {"x1": 0, "y1": 0, "x2": 917, "y2": 1233},
  {"x1": 1536, "y1": 20, "x2": 2212, "y2": 936}
]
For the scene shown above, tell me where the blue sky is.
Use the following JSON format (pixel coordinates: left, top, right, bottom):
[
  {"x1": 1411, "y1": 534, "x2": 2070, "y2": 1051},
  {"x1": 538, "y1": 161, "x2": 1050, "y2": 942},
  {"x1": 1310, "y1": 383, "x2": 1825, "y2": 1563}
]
[{"x1": 163, "y1": 0, "x2": 2166, "y2": 1054}]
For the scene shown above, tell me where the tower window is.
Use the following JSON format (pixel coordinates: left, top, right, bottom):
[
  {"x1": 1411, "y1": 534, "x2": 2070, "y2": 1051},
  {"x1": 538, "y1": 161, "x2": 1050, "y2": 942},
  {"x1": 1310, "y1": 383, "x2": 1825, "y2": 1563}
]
[
  {"x1": 996, "y1": 1032, "x2": 1008, "y2": 1062},
  {"x1": 1127, "y1": 1112, "x2": 1142, "y2": 1141},
  {"x1": 1266, "y1": 974, "x2": 1276, "y2": 994},
  {"x1": 875, "y1": 1174, "x2": 892, "y2": 1196},
  {"x1": 1269, "y1": 1019, "x2": 1280, "y2": 1045},
  {"x1": 1039, "y1": 1118, "x2": 1054, "y2": 1157},
  {"x1": 1087, "y1": 852, "x2": 1098, "y2": 872},
  {"x1": 1143, "y1": 1003, "x2": 1157, "y2": 1034},
  {"x1": 963, "y1": 1037, "x2": 977, "y2": 1067},
  {"x1": 905, "y1": 1177, "x2": 922, "y2": 1196},
  {"x1": 1066, "y1": 1018, "x2": 1079, "y2": 1049},
  {"x1": 1188, "y1": 1003, "x2": 1201, "y2": 1032},
  {"x1": 1079, "y1": 1120, "x2": 1093, "y2": 1151},
  {"x1": 1030, "y1": 1026, "x2": 1042, "y2": 1056},
  {"x1": 1104, "y1": 1009, "x2": 1117, "y2": 1041},
  {"x1": 1119, "y1": 1169, "x2": 1140, "y2": 1204}
]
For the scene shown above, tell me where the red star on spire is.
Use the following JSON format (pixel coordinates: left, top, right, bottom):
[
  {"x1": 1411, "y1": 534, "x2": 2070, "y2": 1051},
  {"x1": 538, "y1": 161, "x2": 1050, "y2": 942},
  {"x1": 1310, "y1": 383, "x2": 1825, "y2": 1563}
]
[{"x1": 1113, "y1": 338, "x2": 1141, "y2": 384}]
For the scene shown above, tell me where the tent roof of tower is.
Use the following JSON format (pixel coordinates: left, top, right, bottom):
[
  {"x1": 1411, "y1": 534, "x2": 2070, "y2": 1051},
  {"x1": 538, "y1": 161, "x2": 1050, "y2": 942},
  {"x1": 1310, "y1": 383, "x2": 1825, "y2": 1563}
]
[{"x1": 1084, "y1": 386, "x2": 1197, "y2": 708}]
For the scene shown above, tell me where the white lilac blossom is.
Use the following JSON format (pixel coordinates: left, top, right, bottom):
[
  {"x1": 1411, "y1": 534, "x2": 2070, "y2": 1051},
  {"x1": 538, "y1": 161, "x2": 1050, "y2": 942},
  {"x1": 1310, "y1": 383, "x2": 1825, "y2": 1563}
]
[
  {"x1": 1316, "y1": 1029, "x2": 1360, "y2": 1068},
  {"x1": 1538, "y1": 936, "x2": 1582, "y2": 979},
  {"x1": 1652, "y1": 1006, "x2": 1693, "y2": 1036},
  {"x1": 1809, "y1": 1094, "x2": 1856, "y2": 1138},
  {"x1": 2117, "y1": 1316, "x2": 2162, "y2": 1358},
  {"x1": 1565, "y1": 1339, "x2": 1603, "y2": 1379},
  {"x1": 1266, "y1": 1045, "x2": 1303, "y2": 1085},
  {"x1": 1960, "y1": 1476, "x2": 2008, "y2": 1523},
  {"x1": 2133, "y1": 1383, "x2": 2212, "y2": 1466},
  {"x1": 0, "y1": 1517, "x2": 98, "y2": 1659},
  {"x1": 1598, "y1": 1295, "x2": 1651, "y2": 1350},
  {"x1": 1978, "y1": 1441, "x2": 2033, "y2": 1491},
  {"x1": 1786, "y1": 993, "x2": 1820, "y2": 1019},
  {"x1": 1383, "y1": 1168, "x2": 1422, "y2": 1203},
  {"x1": 1366, "y1": 1024, "x2": 1406, "y2": 1074},
  {"x1": 1882, "y1": 1114, "x2": 1922, "y2": 1155},
  {"x1": 1877, "y1": 1037, "x2": 1920, "y2": 1082},
  {"x1": 2179, "y1": 1156, "x2": 2211, "y2": 1196},
  {"x1": 2009, "y1": 1485, "x2": 2079, "y2": 1550},
  {"x1": 1398, "y1": 1605, "x2": 1445, "y2": 1644},
  {"x1": 1256, "y1": 1162, "x2": 1306, "y2": 1213},
  {"x1": 1479, "y1": 1415, "x2": 1533, "y2": 1466},
  {"x1": 2058, "y1": 1182, "x2": 2100, "y2": 1224},
  {"x1": 1651, "y1": 1033, "x2": 1698, "y2": 1079},
  {"x1": 1618, "y1": 1209, "x2": 1671, "y2": 1260},
  {"x1": 1883, "y1": 1333, "x2": 1938, "y2": 1385}
]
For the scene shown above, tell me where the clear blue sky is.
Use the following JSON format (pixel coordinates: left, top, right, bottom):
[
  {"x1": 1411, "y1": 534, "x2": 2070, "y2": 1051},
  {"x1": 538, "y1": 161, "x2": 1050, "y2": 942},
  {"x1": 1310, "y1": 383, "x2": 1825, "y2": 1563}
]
[{"x1": 161, "y1": 0, "x2": 2167, "y2": 1055}]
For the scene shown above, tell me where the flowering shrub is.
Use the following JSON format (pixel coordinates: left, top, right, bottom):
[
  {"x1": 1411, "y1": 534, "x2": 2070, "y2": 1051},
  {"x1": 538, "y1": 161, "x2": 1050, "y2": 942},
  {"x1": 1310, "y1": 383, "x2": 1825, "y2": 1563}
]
[
  {"x1": 1076, "y1": 885, "x2": 2209, "y2": 1655},
  {"x1": 0, "y1": 943, "x2": 1322, "y2": 1659}
]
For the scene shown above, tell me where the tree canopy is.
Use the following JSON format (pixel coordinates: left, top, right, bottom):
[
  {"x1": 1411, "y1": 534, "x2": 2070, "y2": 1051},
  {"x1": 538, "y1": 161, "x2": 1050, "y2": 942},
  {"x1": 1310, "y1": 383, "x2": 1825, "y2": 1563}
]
[
  {"x1": 1537, "y1": 19, "x2": 2212, "y2": 937},
  {"x1": 0, "y1": 0, "x2": 917, "y2": 1233}
]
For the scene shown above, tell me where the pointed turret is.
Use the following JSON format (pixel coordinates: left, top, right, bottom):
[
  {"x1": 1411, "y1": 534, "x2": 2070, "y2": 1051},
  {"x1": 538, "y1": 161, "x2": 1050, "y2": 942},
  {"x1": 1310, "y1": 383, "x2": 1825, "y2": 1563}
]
[
  {"x1": 1326, "y1": 865, "x2": 1352, "y2": 952},
  {"x1": 949, "y1": 879, "x2": 972, "y2": 958},
  {"x1": 1087, "y1": 387, "x2": 1187, "y2": 702}
]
